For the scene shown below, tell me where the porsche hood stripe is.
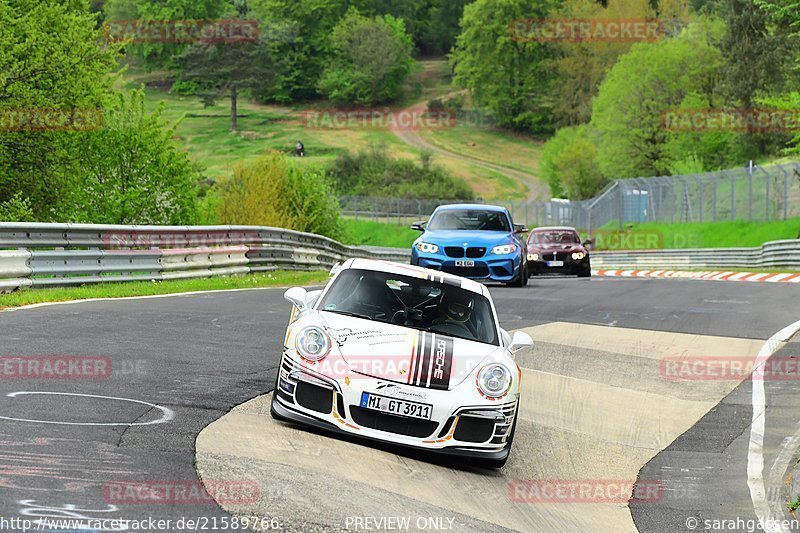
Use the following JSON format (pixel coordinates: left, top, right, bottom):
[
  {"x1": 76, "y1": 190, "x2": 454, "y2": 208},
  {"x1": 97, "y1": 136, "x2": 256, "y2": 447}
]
[{"x1": 412, "y1": 331, "x2": 453, "y2": 390}]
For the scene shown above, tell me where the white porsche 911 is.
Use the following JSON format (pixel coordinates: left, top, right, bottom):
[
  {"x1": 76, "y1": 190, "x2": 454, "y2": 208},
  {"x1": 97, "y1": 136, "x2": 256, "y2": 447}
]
[{"x1": 270, "y1": 258, "x2": 532, "y2": 468}]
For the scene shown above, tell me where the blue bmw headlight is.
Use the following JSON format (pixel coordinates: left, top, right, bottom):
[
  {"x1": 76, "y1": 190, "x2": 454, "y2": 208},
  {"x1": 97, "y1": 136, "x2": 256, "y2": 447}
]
[
  {"x1": 491, "y1": 244, "x2": 517, "y2": 255},
  {"x1": 416, "y1": 242, "x2": 440, "y2": 253}
]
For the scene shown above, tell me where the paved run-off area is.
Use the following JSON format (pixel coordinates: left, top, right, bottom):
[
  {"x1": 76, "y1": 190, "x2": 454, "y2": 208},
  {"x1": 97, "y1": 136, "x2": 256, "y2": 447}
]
[{"x1": 196, "y1": 322, "x2": 764, "y2": 532}]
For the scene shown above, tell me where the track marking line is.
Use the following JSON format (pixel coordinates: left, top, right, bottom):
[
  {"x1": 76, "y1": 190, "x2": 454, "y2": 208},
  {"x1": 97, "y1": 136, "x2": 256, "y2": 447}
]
[
  {"x1": 592, "y1": 270, "x2": 800, "y2": 284},
  {"x1": 0, "y1": 391, "x2": 174, "y2": 426},
  {"x1": 748, "y1": 318, "x2": 800, "y2": 533}
]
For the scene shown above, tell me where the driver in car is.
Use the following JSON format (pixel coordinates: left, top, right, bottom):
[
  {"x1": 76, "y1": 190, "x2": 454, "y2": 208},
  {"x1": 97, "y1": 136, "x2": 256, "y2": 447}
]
[{"x1": 431, "y1": 291, "x2": 475, "y2": 337}]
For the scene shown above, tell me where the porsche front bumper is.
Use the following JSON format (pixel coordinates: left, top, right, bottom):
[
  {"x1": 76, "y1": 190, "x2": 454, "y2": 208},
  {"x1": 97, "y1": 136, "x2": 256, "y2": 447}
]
[{"x1": 271, "y1": 352, "x2": 519, "y2": 460}]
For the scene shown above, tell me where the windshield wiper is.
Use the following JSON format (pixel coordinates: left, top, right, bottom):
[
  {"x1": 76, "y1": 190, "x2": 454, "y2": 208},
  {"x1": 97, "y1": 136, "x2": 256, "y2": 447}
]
[{"x1": 323, "y1": 310, "x2": 372, "y2": 320}]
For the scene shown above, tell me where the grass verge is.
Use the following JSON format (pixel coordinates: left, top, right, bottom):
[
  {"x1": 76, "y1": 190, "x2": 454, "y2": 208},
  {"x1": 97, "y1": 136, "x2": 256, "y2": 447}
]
[
  {"x1": 0, "y1": 271, "x2": 329, "y2": 310},
  {"x1": 589, "y1": 218, "x2": 800, "y2": 250},
  {"x1": 341, "y1": 219, "x2": 418, "y2": 248}
]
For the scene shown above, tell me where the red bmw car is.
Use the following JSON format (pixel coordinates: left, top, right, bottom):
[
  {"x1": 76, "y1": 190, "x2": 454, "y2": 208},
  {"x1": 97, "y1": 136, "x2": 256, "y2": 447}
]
[{"x1": 526, "y1": 226, "x2": 591, "y2": 278}]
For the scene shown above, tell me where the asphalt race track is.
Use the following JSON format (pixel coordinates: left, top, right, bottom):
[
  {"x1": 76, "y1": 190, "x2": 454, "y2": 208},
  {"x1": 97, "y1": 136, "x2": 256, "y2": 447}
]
[{"x1": 0, "y1": 276, "x2": 798, "y2": 532}]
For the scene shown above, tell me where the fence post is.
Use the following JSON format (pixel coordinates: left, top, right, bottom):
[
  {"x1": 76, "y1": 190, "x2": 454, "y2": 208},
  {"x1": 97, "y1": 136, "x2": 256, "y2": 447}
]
[
  {"x1": 697, "y1": 176, "x2": 704, "y2": 223},
  {"x1": 784, "y1": 174, "x2": 789, "y2": 220},
  {"x1": 748, "y1": 161, "x2": 753, "y2": 221},
  {"x1": 730, "y1": 172, "x2": 735, "y2": 221},
  {"x1": 712, "y1": 179, "x2": 717, "y2": 222}
]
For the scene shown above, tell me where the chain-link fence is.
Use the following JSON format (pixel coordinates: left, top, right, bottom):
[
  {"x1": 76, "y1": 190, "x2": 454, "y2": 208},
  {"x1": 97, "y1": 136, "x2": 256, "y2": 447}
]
[{"x1": 340, "y1": 162, "x2": 800, "y2": 232}]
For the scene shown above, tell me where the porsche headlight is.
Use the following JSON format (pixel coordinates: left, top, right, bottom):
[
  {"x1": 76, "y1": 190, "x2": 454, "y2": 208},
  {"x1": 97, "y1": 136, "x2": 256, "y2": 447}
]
[
  {"x1": 296, "y1": 326, "x2": 331, "y2": 362},
  {"x1": 491, "y1": 244, "x2": 517, "y2": 255},
  {"x1": 527, "y1": 253, "x2": 539, "y2": 261},
  {"x1": 416, "y1": 242, "x2": 439, "y2": 254},
  {"x1": 477, "y1": 364, "x2": 512, "y2": 398},
  {"x1": 571, "y1": 252, "x2": 586, "y2": 260}
]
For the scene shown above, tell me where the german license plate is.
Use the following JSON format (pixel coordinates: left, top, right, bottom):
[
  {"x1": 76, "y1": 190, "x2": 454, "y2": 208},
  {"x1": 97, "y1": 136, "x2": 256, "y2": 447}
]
[
  {"x1": 454, "y1": 260, "x2": 475, "y2": 267},
  {"x1": 547, "y1": 261, "x2": 564, "y2": 267},
  {"x1": 360, "y1": 392, "x2": 433, "y2": 420}
]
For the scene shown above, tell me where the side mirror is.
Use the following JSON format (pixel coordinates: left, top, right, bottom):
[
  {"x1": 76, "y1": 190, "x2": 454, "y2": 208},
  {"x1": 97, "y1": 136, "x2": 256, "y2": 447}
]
[
  {"x1": 582, "y1": 239, "x2": 593, "y2": 247},
  {"x1": 411, "y1": 221, "x2": 426, "y2": 231},
  {"x1": 509, "y1": 331, "x2": 533, "y2": 354},
  {"x1": 284, "y1": 287, "x2": 309, "y2": 311},
  {"x1": 514, "y1": 224, "x2": 529, "y2": 234}
]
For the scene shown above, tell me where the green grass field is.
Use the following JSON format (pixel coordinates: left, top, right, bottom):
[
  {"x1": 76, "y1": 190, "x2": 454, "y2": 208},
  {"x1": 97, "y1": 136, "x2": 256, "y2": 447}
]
[
  {"x1": 589, "y1": 218, "x2": 800, "y2": 250},
  {"x1": 0, "y1": 271, "x2": 328, "y2": 310},
  {"x1": 418, "y1": 124, "x2": 544, "y2": 178},
  {"x1": 340, "y1": 219, "x2": 419, "y2": 248},
  {"x1": 337, "y1": 216, "x2": 800, "y2": 250},
  {"x1": 120, "y1": 60, "x2": 538, "y2": 203}
]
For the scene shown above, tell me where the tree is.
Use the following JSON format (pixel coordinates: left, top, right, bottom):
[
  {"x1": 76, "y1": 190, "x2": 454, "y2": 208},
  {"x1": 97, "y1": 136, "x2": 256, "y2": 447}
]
[
  {"x1": 103, "y1": 0, "x2": 229, "y2": 69},
  {"x1": 419, "y1": 0, "x2": 473, "y2": 55},
  {"x1": 450, "y1": 0, "x2": 557, "y2": 132},
  {"x1": 250, "y1": 0, "x2": 350, "y2": 102},
  {"x1": 55, "y1": 90, "x2": 200, "y2": 224},
  {"x1": 549, "y1": 0, "x2": 691, "y2": 126},
  {"x1": 354, "y1": 0, "x2": 472, "y2": 55},
  {"x1": 317, "y1": 9, "x2": 415, "y2": 105},
  {"x1": 0, "y1": 0, "x2": 120, "y2": 218},
  {"x1": 590, "y1": 19, "x2": 726, "y2": 178},
  {"x1": 540, "y1": 125, "x2": 607, "y2": 199},
  {"x1": 721, "y1": 0, "x2": 789, "y2": 110},
  {"x1": 177, "y1": 36, "x2": 275, "y2": 132}
]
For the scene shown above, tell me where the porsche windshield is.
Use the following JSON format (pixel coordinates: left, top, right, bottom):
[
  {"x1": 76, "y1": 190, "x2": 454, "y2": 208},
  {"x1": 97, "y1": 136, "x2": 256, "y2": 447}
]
[
  {"x1": 427, "y1": 209, "x2": 511, "y2": 232},
  {"x1": 318, "y1": 269, "x2": 499, "y2": 346}
]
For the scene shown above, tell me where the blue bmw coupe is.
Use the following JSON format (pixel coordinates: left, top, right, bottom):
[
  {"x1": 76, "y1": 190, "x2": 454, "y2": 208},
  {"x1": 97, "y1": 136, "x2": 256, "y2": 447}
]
[{"x1": 410, "y1": 204, "x2": 529, "y2": 287}]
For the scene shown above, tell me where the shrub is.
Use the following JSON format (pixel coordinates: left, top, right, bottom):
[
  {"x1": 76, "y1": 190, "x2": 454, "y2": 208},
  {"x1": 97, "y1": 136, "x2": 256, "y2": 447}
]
[
  {"x1": 541, "y1": 125, "x2": 607, "y2": 200},
  {"x1": 0, "y1": 192, "x2": 35, "y2": 222},
  {"x1": 217, "y1": 153, "x2": 342, "y2": 240},
  {"x1": 329, "y1": 144, "x2": 474, "y2": 200}
]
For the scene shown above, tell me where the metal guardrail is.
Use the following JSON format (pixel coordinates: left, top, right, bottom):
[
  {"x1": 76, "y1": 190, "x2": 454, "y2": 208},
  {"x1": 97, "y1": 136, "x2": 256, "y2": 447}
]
[
  {"x1": 592, "y1": 239, "x2": 800, "y2": 270},
  {"x1": 1, "y1": 223, "x2": 795, "y2": 292},
  {"x1": 0, "y1": 223, "x2": 411, "y2": 292}
]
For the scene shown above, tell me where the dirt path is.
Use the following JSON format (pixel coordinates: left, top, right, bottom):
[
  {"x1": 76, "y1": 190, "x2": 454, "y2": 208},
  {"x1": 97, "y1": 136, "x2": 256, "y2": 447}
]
[{"x1": 390, "y1": 98, "x2": 550, "y2": 201}]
